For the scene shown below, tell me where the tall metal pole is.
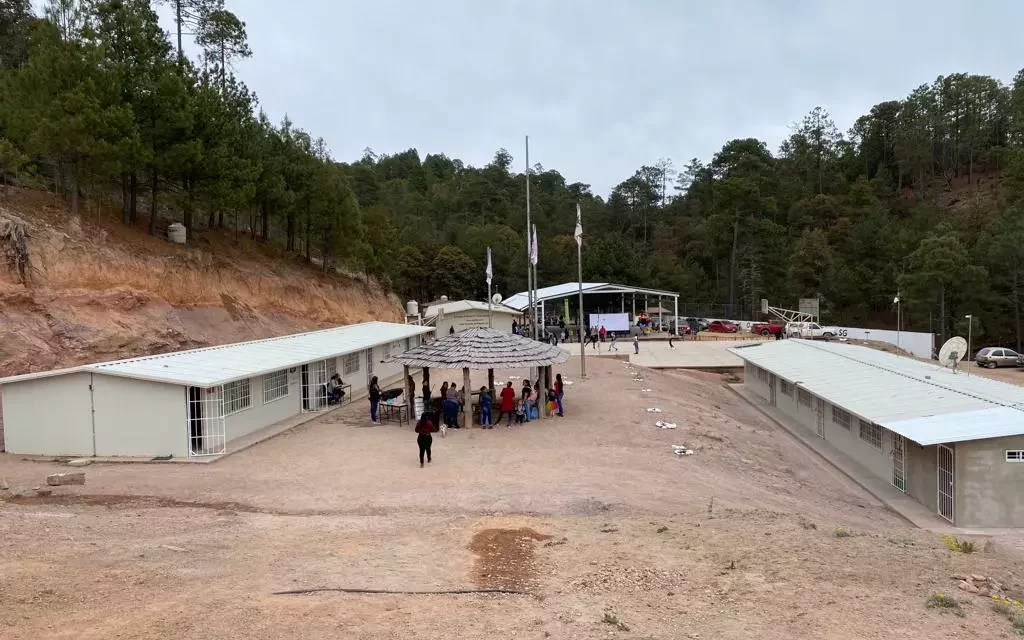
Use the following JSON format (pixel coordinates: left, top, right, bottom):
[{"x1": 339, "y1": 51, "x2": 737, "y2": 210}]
[
  {"x1": 966, "y1": 314, "x2": 973, "y2": 377},
  {"x1": 525, "y1": 135, "x2": 533, "y2": 339},
  {"x1": 532, "y1": 223, "x2": 539, "y2": 337},
  {"x1": 578, "y1": 238, "x2": 586, "y2": 378}
]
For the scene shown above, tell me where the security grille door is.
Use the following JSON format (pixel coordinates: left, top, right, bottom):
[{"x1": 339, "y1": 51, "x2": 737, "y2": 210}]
[
  {"x1": 301, "y1": 360, "x2": 329, "y2": 412},
  {"x1": 892, "y1": 433, "x2": 907, "y2": 493},
  {"x1": 937, "y1": 445, "x2": 955, "y2": 522},
  {"x1": 366, "y1": 349, "x2": 374, "y2": 387},
  {"x1": 769, "y1": 375, "x2": 777, "y2": 406},
  {"x1": 816, "y1": 399, "x2": 825, "y2": 439},
  {"x1": 187, "y1": 386, "x2": 226, "y2": 456}
]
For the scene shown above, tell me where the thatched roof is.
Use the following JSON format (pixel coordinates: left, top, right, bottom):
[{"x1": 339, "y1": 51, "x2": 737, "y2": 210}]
[{"x1": 390, "y1": 327, "x2": 570, "y2": 370}]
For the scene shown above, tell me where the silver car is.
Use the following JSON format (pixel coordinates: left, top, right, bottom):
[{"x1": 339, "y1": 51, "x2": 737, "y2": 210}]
[{"x1": 975, "y1": 347, "x2": 1020, "y2": 368}]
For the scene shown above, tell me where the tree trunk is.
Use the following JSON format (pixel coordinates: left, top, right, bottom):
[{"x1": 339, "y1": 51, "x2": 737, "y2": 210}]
[
  {"x1": 121, "y1": 173, "x2": 131, "y2": 225},
  {"x1": 939, "y1": 286, "x2": 946, "y2": 348},
  {"x1": 208, "y1": 211, "x2": 216, "y2": 229},
  {"x1": 1016, "y1": 271, "x2": 1022, "y2": 353},
  {"x1": 728, "y1": 209, "x2": 739, "y2": 306},
  {"x1": 286, "y1": 211, "x2": 295, "y2": 251},
  {"x1": 70, "y1": 166, "x2": 79, "y2": 216},
  {"x1": 129, "y1": 172, "x2": 138, "y2": 223},
  {"x1": 304, "y1": 211, "x2": 311, "y2": 262},
  {"x1": 183, "y1": 176, "x2": 193, "y2": 232},
  {"x1": 218, "y1": 211, "x2": 224, "y2": 229},
  {"x1": 148, "y1": 168, "x2": 158, "y2": 235},
  {"x1": 261, "y1": 200, "x2": 270, "y2": 242}
]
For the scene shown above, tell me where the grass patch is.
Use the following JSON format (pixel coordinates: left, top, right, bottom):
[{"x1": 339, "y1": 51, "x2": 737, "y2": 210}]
[
  {"x1": 887, "y1": 536, "x2": 914, "y2": 547},
  {"x1": 926, "y1": 593, "x2": 964, "y2": 617},
  {"x1": 602, "y1": 613, "x2": 630, "y2": 632},
  {"x1": 1012, "y1": 613, "x2": 1024, "y2": 635},
  {"x1": 942, "y1": 534, "x2": 976, "y2": 553},
  {"x1": 991, "y1": 596, "x2": 1024, "y2": 634},
  {"x1": 833, "y1": 526, "x2": 853, "y2": 538}
]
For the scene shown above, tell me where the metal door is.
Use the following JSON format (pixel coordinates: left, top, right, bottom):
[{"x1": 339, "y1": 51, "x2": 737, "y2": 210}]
[
  {"x1": 366, "y1": 348, "x2": 374, "y2": 387},
  {"x1": 186, "y1": 386, "x2": 225, "y2": 457},
  {"x1": 937, "y1": 445, "x2": 955, "y2": 522},
  {"x1": 815, "y1": 398, "x2": 825, "y2": 439},
  {"x1": 769, "y1": 375, "x2": 777, "y2": 406},
  {"x1": 892, "y1": 433, "x2": 906, "y2": 492}
]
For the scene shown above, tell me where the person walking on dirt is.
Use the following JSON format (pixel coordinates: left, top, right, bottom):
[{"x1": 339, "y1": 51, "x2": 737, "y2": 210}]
[
  {"x1": 633, "y1": 334, "x2": 640, "y2": 355},
  {"x1": 415, "y1": 411, "x2": 436, "y2": 467},
  {"x1": 499, "y1": 381, "x2": 517, "y2": 427},
  {"x1": 368, "y1": 376, "x2": 381, "y2": 424},
  {"x1": 609, "y1": 332, "x2": 619, "y2": 351}
]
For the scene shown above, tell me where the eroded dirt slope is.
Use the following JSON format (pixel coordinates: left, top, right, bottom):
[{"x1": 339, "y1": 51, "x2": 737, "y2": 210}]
[{"x1": 0, "y1": 187, "x2": 401, "y2": 377}]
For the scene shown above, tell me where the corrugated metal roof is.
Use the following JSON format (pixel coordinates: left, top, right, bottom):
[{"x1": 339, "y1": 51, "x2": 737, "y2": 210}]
[
  {"x1": 887, "y1": 407, "x2": 1024, "y2": 446},
  {"x1": 0, "y1": 322, "x2": 434, "y2": 388},
  {"x1": 505, "y1": 282, "x2": 679, "y2": 311},
  {"x1": 423, "y1": 300, "x2": 520, "y2": 317},
  {"x1": 729, "y1": 340, "x2": 1024, "y2": 445}
]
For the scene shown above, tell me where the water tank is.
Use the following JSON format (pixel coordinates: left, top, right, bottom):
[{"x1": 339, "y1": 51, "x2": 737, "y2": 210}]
[
  {"x1": 440, "y1": 295, "x2": 449, "y2": 303},
  {"x1": 406, "y1": 300, "x2": 419, "y2": 316},
  {"x1": 167, "y1": 223, "x2": 187, "y2": 244}
]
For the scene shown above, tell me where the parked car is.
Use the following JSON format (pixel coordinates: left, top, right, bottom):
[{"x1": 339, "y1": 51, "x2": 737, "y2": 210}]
[
  {"x1": 708, "y1": 320, "x2": 738, "y2": 333},
  {"x1": 975, "y1": 347, "x2": 1021, "y2": 368},
  {"x1": 683, "y1": 317, "x2": 707, "y2": 333},
  {"x1": 786, "y1": 322, "x2": 839, "y2": 339},
  {"x1": 750, "y1": 321, "x2": 786, "y2": 337}
]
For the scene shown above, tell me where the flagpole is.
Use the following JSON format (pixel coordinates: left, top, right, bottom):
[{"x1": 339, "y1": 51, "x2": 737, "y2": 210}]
[
  {"x1": 532, "y1": 223, "x2": 539, "y2": 337},
  {"x1": 487, "y1": 247, "x2": 493, "y2": 328},
  {"x1": 525, "y1": 135, "x2": 533, "y2": 340},
  {"x1": 575, "y1": 202, "x2": 586, "y2": 378}
]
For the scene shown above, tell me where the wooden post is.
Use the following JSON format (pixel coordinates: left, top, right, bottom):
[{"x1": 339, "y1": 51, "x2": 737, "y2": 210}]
[
  {"x1": 463, "y1": 367, "x2": 472, "y2": 427},
  {"x1": 487, "y1": 368, "x2": 495, "y2": 392},
  {"x1": 404, "y1": 365, "x2": 414, "y2": 413}
]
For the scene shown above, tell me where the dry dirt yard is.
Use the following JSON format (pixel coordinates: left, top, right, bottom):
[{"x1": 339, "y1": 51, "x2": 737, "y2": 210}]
[{"x1": 2, "y1": 357, "x2": 1023, "y2": 639}]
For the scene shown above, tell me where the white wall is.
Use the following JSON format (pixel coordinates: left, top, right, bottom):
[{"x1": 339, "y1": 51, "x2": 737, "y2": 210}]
[
  {"x1": 92, "y1": 375, "x2": 187, "y2": 458},
  {"x1": 223, "y1": 368, "x2": 302, "y2": 442},
  {"x1": 1, "y1": 373, "x2": 94, "y2": 456},
  {"x1": 833, "y1": 328, "x2": 933, "y2": 359},
  {"x1": 435, "y1": 310, "x2": 515, "y2": 336}
]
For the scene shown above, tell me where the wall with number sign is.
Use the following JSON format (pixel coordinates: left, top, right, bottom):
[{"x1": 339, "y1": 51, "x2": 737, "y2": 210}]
[{"x1": 832, "y1": 328, "x2": 933, "y2": 359}]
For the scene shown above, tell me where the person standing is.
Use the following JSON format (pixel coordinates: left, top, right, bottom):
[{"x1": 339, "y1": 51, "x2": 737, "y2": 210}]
[
  {"x1": 633, "y1": 334, "x2": 640, "y2": 355},
  {"x1": 512, "y1": 319, "x2": 519, "y2": 335},
  {"x1": 422, "y1": 378, "x2": 432, "y2": 409},
  {"x1": 445, "y1": 382, "x2": 459, "y2": 428},
  {"x1": 599, "y1": 325, "x2": 607, "y2": 343},
  {"x1": 449, "y1": 325, "x2": 455, "y2": 335},
  {"x1": 521, "y1": 379, "x2": 533, "y2": 422},
  {"x1": 479, "y1": 386, "x2": 493, "y2": 428},
  {"x1": 368, "y1": 376, "x2": 381, "y2": 425},
  {"x1": 414, "y1": 411, "x2": 435, "y2": 467},
  {"x1": 554, "y1": 373, "x2": 565, "y2": 416},
  {"x1": 609, "y1": 332, "x2": 619, "y2": 351},
  {"x1": 499, "y1": 381, "x2": 517, "y2": 427}
]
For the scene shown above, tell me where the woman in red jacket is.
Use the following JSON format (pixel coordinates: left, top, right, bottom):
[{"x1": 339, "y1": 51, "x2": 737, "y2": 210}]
[
  {"x1": 415, "y1": 412, "x2": 436, "y2": 467},
  {"x1": 498, "y1": 381, "x2": 517, "y2": 428}
]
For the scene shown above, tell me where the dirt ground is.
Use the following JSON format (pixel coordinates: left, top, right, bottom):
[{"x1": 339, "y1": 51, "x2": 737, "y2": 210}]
[{"x1": 2, "y1": 357, "x2": 1022, "y2": 639}]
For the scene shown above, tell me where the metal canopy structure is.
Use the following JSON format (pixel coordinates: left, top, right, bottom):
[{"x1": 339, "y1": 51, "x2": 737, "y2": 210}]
[
  {"x1": 730, "y1": 339, "x2": 1024, "y2": 445},
  {"x1": 505, "y1": 282, "x2": 680, "y2": 334},
  {"x1": 0, "y1": 322, "x2": 434, "y2": 388}
]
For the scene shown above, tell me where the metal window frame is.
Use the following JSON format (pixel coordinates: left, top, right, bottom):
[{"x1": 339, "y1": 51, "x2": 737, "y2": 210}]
[
  {"x1": 343, "y1": 352, "x2": 360, "y2": 375},
  {"x1": 1005, "y1": 450, "x2": 1024, "y2": 462},
  {"x1": 262, "y1": 369, "x2": 289, "y2": 404},
  {"x1": 858, "y1": 419, "x2": 882, "y2": 450},
  {"x1": 832, "y1": 406, "x2": 851, "y2": 429},
  {"x1": 797, "y1": 388, "x2": 812, "y2": 407},
  {"x1": 222, "y1": 378, "x2": 251, "y2": 416}
]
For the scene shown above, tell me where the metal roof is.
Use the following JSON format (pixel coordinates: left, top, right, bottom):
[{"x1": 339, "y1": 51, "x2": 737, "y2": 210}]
[
  {"x1": 0, "y1": 322, "x2": 434, "y2": 388},
  {"x1": 423, "y1": 300, "x2": 520, "y2": 317},
  {"x1": 505, "y1": 282, "x2": 679, "y2": 311},
  {"x1": 729, "y1": 339, "x2": 1024, "y2": 445}
]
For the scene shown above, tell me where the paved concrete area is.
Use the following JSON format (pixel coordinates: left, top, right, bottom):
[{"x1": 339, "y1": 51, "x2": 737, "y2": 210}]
[{"x1": 560, "y1": 338, "x2": 759, "y2": 369}]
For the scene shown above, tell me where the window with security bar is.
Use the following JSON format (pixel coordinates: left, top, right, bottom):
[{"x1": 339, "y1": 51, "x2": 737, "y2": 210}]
[
  {"x1": 859, "y1": 419, "x2": 882, "y2": 449},
  {"x1": 343, "y1": 352, "x2": 360, "y2": 375},
  {"x1": 326, "y1": 357, "x2": 337, "y2": 378},
  {"x1": 832, "y1": 406, "x2": 852, "y2": 429},
  {"x1": 223, "y1": 378, "x2": 251, "y2": 415},
  {"x1": 1006, "y1": 450, "x2": 1024, "y2": 462},
  {"x1": 798, "y1": 388, "x2": 812, "y2": 407},
  {"x1": 757, "y1": 367, "x2": 770, "y2": 383},
  {"x1": 779, "y1": 380, "x2": 793, "y2": 397},
  {"x1": 263, "y1": 369, "x2": 289, "y2": 403}
]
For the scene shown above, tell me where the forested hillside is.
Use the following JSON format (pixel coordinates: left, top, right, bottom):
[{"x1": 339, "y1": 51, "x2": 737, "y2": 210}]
[{"x1": 2, "y1": 1, "x2": 1024, "y2": 349}]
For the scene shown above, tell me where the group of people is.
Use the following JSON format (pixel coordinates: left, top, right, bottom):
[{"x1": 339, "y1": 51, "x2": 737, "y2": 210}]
[{"x1": 411, "y1": 373, "x2": 566, "y2": 466}]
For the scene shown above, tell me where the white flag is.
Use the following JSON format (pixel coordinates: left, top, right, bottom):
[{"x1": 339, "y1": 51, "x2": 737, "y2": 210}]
[
  {"x1": 486, "y1": 247, "x2": 492, "y2": 286},
  {"x1": 530, "y1": 225, "x2": 538, "y2": 266},
  {"x1": 574, "y1": 202, "x2": 583, "y2": 247}
]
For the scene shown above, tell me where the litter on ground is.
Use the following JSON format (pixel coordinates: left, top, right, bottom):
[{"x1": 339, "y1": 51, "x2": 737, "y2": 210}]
[
  {"x1": 646, "y1": 408, "x2": 663, "y2": 413},
  {"x1": 672, "y1": 445, "x2": 694, "y2": 456},
  {"x1": 656, "y1": 421, "x2": 677, "y2": 429}
]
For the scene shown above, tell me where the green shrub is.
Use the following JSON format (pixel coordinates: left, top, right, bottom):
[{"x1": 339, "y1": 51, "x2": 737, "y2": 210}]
[{"x1": 926, "y1": 593, "x2": 964, "y2": 617}]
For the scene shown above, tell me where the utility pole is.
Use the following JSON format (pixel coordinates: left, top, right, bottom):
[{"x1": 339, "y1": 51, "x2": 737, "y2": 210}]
[{"x1": 525, "y1": 135, "x2": 533, "y2": 340}]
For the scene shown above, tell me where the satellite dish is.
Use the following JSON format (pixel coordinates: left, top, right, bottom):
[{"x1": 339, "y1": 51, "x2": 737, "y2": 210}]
[
  {"x1": 938, "y1": 336, "x2": 968, "y2": 372},
  {"x1": 491, "y1": 293, "x2": 503, "y2": 304}
]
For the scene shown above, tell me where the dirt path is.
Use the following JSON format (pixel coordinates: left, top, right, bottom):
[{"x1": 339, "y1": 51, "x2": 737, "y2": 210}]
[{"x1": 0, "y1": 358, "x2": 1019, "y2": 638}]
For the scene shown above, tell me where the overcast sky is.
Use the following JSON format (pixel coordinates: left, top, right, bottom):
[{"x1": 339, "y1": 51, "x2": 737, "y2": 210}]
[{"x1": 164, "y1": 0, "x2": 1022, "y2": 197}]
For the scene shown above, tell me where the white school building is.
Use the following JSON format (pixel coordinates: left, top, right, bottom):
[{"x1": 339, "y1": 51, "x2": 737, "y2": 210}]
[{"x1": 0, "y1": 322, "x2": 432, "y2": 460}]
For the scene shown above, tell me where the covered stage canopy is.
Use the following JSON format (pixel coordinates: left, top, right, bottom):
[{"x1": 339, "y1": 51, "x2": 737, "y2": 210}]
[{"x1": 505, "y1": 282, "x2": 678, "y2": 312}]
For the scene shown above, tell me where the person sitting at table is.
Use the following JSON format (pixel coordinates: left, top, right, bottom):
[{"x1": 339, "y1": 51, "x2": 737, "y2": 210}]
[{"x1": 327, "y1": 373, "x2": 345, "y2": 404}]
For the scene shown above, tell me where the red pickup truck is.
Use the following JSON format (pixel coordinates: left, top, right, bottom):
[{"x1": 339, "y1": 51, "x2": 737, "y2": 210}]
[{"x1": 751, "y1": 321, "x2": 786, "y2": 337}]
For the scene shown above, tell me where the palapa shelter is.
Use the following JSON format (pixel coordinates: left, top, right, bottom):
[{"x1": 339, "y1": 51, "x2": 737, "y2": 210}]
[{"x1": 390, "y1": 327, "x2": 569, "y2": 423}]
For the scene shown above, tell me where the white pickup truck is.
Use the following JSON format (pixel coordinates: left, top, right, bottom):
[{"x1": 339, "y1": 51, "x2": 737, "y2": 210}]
[{"x1": 786, "y1": 322, "x2": 841, "y2": 340}]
